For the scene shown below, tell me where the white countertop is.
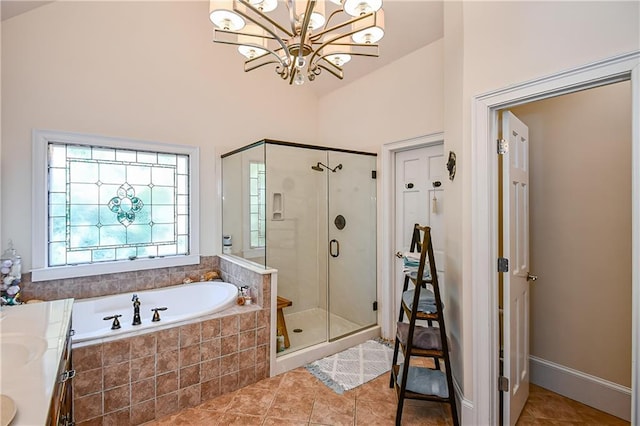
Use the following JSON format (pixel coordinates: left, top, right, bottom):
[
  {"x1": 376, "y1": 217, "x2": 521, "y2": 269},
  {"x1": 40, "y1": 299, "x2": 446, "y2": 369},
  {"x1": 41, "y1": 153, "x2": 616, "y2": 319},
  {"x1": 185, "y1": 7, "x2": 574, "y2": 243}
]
[{"x1": 0, "y1": 299, "x2": 74, "y2": 426}]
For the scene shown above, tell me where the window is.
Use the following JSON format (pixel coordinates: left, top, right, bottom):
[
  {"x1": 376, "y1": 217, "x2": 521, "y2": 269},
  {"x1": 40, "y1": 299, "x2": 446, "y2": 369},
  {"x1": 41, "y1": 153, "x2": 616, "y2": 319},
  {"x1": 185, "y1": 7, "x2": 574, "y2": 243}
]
[
  {"x1": 32, "y1": 130, "x2": 199, "y2": 281},
  {"x1": 249, "y1": 162, "x2": 265, "y2": 249}
]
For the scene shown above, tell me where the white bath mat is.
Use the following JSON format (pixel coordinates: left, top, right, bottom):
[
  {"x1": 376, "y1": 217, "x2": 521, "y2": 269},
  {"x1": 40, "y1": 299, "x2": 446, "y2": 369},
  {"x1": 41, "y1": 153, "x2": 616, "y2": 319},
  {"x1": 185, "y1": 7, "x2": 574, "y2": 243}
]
[{"x1": 305, "y1": 339, "x2": 396, "y2": 394}]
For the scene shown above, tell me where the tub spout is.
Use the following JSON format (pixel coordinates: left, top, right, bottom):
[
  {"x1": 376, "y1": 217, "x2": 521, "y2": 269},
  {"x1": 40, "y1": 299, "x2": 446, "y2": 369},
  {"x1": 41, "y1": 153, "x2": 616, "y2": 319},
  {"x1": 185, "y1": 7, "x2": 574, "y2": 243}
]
[{"x1": 132, "y1": 294, "x2": 141, "y2": 326}]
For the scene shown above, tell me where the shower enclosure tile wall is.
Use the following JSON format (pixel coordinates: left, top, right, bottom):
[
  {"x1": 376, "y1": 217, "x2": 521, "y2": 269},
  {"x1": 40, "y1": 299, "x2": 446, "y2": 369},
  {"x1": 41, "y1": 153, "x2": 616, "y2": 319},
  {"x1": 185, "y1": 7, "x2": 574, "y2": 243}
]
[{"x1": 222, "y1": 140, "x2": 377, "y2": 358}]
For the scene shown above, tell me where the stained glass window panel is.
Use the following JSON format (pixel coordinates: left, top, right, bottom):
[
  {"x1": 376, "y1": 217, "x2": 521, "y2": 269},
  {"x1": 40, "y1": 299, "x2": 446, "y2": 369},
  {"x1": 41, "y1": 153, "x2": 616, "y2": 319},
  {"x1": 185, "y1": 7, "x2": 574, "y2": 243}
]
[
  {"x1": 137, "y1": 246, "x2": 157, "y2": 258},
  {"x1": 116, "y1": 149, "x2": 136, "y2": 163},
  {"x1": 152, "y1": 167, "x2": 175, "y2": 186},
  {"x1": 47, "y1": 142, "x2": 190, "y2": 267},
  {"x1": 70, "y1": 161, "x2": 98, "y2": 183},
  {"x1": 158, "y1": 244, "x2": 177, "y2": 256},
  {"x1": 93, "y1": 248, "x2": 115, "y2": 262},
  {"x1": 70, "y1": 205, "x2": 99, "y2": 226},
  {"x1": 49, "y1": 218, "x2": 66, "y2": 242},
  {"x1": 49, "y1": 169, "x2": 67, "y2": 192},
  {"x1": 152, "y1": 206, "x2": 174, "y2": 223},
  {"x1": 152, "y1": 186, "x2": 174, "y2": 204},
  {"x1": 128, "y1": 165, "x2": 151, "y2": 185},
  {"x1": 100, "y1": 164, "x2": 126, "y2": 184},
  {"x1": 152, "y1": 224, "x2": 174, "y2": 243},
  {"x1": 70, "y1": 226, "x2": 99, "y2": 248},
  {"x1": 116, "y1": 247, "x2": 137, "y2": 260},
  {"x1": 49, "y1": 203, "x2": 66, "y2": 218},
  {"x1": 49, "y1": 242, "x2": 66, "y2": 266},
  {"x1": 67, "y1": 145, "x2": 91, "y2": 159},
  {"x1": 67, "y1": 250, "x2": 92, "y2": 265},
  {"x1": 70, "y1": 183, "x2": 99, "y2": 204},
  {"x1": 50, "y1": 192, "x2": 66, "y2": 204},
  {"x1": 99, "y1": 225, "x2": 127, "y2": 246},
  {"x1": 92, "y1": 147, "x2": 115, "y2": 161},
  {"x1": 177, "y1": 215, "x2": 188, "y2": 234},
  {"x1": 158, "y1": 153, "x2": 177, "y2": 166},
  {"x1": 137, "y1": 152, "x2": 157, "y2": 164}
]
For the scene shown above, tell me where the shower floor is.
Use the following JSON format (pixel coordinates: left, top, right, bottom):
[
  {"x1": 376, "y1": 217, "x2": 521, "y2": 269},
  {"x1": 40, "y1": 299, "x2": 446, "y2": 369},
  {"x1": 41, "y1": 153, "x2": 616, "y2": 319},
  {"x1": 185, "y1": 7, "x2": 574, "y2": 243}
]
[{"x1": 279, "y1": 308, "x2": 363, "y2": 356}]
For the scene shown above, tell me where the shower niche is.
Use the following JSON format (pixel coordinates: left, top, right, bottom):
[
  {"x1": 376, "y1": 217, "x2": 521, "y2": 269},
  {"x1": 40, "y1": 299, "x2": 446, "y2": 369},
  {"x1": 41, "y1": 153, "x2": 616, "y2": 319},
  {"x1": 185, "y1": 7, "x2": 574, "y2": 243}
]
[{"x1": 222, "y1": 140, "x2": 377, "y2": 356}]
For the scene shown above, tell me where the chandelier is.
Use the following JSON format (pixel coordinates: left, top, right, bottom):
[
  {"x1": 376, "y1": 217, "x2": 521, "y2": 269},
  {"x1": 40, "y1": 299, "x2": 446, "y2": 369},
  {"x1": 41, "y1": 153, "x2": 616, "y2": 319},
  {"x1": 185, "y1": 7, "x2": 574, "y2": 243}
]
[{"x1": 209, "y1": 0, "x2": 385, "y2": 85}]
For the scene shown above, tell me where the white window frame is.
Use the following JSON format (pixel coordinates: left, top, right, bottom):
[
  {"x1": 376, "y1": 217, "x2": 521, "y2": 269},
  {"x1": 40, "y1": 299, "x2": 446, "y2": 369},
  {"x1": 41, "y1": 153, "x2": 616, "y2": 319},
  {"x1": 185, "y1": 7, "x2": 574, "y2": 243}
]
[{"x1": 32, "y1": 129, "x2": 200, "y2": 281}]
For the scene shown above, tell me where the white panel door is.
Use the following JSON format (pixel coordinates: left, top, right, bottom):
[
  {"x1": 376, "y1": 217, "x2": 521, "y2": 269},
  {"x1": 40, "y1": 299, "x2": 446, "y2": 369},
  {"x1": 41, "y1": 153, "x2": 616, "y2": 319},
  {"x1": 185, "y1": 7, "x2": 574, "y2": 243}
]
[
  {"x1": 502, "y1": 111, "x2": 531, "y2": 425},
  {"x1": 394, "y1": 144, "x2": 445, "y2": 321}
]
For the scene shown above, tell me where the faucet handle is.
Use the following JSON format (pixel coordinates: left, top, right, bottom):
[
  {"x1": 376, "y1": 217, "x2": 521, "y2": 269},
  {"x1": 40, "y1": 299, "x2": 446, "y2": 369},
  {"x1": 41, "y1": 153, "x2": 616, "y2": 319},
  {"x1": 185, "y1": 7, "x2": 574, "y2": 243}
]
[
  {"x1": 151, "y1": 307, "x2": 167, "y2": 322},
  {"x1": 132, "y1": 294, "x2": 138, "y2": 302},
  {"x1": 103, "y1": 314, "x2": 122, "y2": 330}
]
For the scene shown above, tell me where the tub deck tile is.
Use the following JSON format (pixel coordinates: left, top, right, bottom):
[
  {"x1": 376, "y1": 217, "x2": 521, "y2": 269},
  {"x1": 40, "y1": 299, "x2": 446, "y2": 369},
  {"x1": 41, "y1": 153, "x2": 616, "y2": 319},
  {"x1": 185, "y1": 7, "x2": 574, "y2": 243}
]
[
  {"x1": 156, "y1": 350, "x2": 178, "y2": 374},
  {"x1": 179, "y1": 323, "x2": 201, "y2": 347},
  {"x1": 131, "y1": 354, "x2": 156, "y2": 381},
  {"x1": 104, "y1": 360, "x2": 131, "y2": 389},
  {"x1": 179, "y1": 344, "x2": 200, "y2": 367}
]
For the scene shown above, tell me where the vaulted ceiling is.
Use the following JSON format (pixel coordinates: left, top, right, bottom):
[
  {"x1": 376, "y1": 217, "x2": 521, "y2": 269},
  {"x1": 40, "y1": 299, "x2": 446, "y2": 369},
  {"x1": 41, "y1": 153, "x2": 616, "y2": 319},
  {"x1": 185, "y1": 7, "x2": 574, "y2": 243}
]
[{"x1": 1, "y1": 0, "x2": 443, "y2": 94}]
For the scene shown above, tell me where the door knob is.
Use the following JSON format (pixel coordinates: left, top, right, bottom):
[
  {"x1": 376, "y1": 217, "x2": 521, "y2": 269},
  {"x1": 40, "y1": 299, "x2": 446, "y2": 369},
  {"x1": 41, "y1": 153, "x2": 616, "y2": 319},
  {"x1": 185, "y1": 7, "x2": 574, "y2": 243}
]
[
  {"x1": 396, "y1": 251, "x2": 403, "y2": 259},
  {"x1": 527, "y1": 272, "x2": 538, "y2": 282}
]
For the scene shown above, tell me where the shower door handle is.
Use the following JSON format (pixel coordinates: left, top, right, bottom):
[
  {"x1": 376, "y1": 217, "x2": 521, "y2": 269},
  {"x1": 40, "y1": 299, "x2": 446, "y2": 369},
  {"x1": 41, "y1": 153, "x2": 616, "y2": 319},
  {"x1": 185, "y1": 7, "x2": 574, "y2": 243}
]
[{"x1": 330, "y1": 239, "x2": 340, "y2": 258}]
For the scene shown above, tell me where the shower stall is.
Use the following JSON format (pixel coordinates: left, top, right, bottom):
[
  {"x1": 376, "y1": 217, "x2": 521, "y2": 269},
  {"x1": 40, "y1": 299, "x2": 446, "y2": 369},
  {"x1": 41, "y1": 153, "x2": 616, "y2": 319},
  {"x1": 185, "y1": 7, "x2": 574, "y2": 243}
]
[{"x1": 221, "y1": 140, "x2": 378, "y2": 370}]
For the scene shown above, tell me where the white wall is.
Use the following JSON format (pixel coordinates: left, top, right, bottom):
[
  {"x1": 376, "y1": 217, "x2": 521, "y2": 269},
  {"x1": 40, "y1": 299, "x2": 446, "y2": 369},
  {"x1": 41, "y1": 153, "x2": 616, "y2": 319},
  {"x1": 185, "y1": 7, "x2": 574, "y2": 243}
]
[
  {"x1": 0, "y1": 16, "x2": 3, "y2": 250},
  {"x1": 443, "y1": 0, "x2": 640, "y2": 404},
  {"x1": 318, "y1": 39, "x2": 445, "y2": 153},
  {"x1": 443, "y1": 1, "x2": 465, "y2": 393},
  {"x1": 1, "y1": 1, "x2": 319, "y2": 268}
]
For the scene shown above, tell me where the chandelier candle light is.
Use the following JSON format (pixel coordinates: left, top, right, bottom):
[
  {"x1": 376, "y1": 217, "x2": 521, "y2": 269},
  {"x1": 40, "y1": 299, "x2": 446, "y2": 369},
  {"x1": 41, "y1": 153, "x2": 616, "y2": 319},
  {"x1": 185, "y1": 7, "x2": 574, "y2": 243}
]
[{"x1": 209, "y1": 0, "x2": 385, "y2": 85}]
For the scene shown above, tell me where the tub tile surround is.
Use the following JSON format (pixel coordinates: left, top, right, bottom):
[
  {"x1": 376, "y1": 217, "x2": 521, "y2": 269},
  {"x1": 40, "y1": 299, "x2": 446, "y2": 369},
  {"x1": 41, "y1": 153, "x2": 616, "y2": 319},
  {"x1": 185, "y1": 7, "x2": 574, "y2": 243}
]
[
  {"x1": 21, "y1": 255, "x2": 273, "y2": 425},
  {"x1": 20, "y1": 256, "x2": 221, "y2": 301}
]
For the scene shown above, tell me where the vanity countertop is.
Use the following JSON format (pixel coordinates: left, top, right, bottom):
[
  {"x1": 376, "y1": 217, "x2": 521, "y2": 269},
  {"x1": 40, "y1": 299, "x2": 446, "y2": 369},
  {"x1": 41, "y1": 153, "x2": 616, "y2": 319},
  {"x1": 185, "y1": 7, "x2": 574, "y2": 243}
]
[{"x1": 0, "y1": 299, "x2": 74, "y2": 426}]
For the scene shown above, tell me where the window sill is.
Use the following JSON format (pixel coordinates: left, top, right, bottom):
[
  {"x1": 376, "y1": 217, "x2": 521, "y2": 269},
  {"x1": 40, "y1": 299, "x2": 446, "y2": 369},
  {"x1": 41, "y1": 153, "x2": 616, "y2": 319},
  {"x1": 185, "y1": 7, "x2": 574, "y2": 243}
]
[{"x1": 30, "y1": 254, "x2": 201, "y2": 282}]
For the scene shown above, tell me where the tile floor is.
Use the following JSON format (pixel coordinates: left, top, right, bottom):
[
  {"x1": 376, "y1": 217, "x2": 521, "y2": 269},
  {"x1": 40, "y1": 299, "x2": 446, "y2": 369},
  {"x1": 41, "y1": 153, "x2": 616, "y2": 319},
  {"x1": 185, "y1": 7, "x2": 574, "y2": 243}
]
[{"x1": 144, "y1": 367, "x2": 629, "y2": 425}]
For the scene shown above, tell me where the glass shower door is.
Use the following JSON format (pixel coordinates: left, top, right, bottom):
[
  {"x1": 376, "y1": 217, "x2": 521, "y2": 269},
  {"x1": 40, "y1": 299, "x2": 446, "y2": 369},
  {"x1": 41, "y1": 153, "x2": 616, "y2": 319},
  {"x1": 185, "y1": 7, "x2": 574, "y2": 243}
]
[
  {"x1": 327, "y1": 151, "x2": 377, "y2": 341},
  {"x1": 266, "y1": 144, "x2": 329, "y2": 353}
]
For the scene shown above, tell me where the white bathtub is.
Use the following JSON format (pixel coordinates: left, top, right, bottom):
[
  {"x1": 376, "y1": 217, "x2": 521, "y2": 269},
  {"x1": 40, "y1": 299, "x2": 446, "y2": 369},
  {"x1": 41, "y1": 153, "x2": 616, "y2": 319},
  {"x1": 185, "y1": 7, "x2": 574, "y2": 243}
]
[{"x1": 72, "y1": 281, "x2": 238, "y2": 343}]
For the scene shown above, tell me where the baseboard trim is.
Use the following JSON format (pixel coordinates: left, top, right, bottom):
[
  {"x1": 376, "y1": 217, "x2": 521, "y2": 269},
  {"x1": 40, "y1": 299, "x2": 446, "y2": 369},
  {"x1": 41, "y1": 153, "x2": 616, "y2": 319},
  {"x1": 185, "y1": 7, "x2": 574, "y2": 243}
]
[
  {"x1": 530, "y1": 355, "x2": 631, "y2": 422},
  {"x1": 453, "y1": 377, "x2": 474, "y2": 424}
]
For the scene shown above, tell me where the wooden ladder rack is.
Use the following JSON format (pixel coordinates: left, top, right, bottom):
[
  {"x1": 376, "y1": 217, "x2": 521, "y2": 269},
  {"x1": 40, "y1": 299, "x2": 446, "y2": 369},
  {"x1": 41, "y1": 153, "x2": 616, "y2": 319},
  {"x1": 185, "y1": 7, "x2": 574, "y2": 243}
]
[{"x1": 389, "y1": 224, "x2": 459, "y2": 425}]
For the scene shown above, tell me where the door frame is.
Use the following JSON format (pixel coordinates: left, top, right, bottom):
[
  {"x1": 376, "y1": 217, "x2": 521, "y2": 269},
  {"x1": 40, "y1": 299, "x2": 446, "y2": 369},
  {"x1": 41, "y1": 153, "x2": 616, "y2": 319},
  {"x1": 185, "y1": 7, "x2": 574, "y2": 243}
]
[
  {"x1": 471, "y1": 51, "x2": 640, "y2": 424},
  {"x1": 380, "y1": 132, "x2": 444, "y2": 340}
]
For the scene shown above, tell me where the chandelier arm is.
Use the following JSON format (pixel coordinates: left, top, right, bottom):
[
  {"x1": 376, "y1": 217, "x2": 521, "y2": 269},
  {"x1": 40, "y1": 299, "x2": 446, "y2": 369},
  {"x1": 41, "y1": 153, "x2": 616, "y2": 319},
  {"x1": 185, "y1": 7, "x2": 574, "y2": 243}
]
[
  {"x1": 310, "y1": 11, "x2": 375, "y2": 42},
  {"x1": 308, "y1": 36, "x2": 378, "y2": 69},
  {"x1": 296, "y1": 0, "x2": 315, "y2": 60},
  {"x1": 244, "y1": 58, "x2": 280, "y2": 72},
  {"x1": 287, "y1": 0, "x2": 315, "y2": 85},
  {"x1": 321, "y1": 9, "x2": 345, "y2": 32},
  {"x1": 214, "y1": 28, "x2": 290, "y2": 69},
  {"x1": 230, "y1": 0, "x2": 294, "y2": 63},
  {"x1": 314, "y1": 61, "x2": 344, "y2": 80},
  {"x1": 229, "y1": 12, "x2": 290, "y2": 66},
  {"x1": 299, "y1": 0, "x2": 316, "y2": 40},
  {"x1": 286, "y1": 0, "x2": 296, "y2": 35}
]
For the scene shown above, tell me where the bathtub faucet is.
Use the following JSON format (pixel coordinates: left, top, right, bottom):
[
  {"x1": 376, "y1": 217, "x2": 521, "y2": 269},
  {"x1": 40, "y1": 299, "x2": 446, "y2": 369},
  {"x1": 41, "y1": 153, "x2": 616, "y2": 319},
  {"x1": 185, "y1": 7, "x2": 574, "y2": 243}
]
[{"x1": 132, "y1": 294, "x2": 141, "y2": 326}]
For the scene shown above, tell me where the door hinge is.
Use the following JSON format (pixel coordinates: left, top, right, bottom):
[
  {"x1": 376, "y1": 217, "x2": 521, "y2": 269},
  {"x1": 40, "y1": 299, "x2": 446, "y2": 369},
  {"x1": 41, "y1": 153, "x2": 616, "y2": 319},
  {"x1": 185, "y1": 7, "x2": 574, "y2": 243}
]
[
  {"x1": 498, "y1": 139, "x2": 509, "y2": 155},
  {"x1": 498, "y1": 257, "x2": 509, "y2": 273},
  {"x1": 499, "y1": 376, "x2": 510, "y2": 392},
  {"x1": 371, "y1": 170, "x2": 377, "y2": 179},
  {"x1": 372, "y1": 301, "x2": 378, "y2": 311}
]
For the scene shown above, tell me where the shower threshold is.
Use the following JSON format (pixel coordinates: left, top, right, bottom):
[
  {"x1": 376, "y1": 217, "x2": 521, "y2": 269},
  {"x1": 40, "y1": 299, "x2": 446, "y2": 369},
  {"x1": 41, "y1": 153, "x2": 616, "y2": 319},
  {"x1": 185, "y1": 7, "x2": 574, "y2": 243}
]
[{"x1": 272, "y1": 307, "x2": 380, "y2": 375}]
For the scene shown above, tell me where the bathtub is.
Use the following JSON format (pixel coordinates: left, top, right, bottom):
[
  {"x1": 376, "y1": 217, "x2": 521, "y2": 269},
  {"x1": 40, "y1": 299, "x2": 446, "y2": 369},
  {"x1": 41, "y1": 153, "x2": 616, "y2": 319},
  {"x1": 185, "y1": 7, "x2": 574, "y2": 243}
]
[{"x1": 71, "y1": 281, "x2": 238, "y2": 343}]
